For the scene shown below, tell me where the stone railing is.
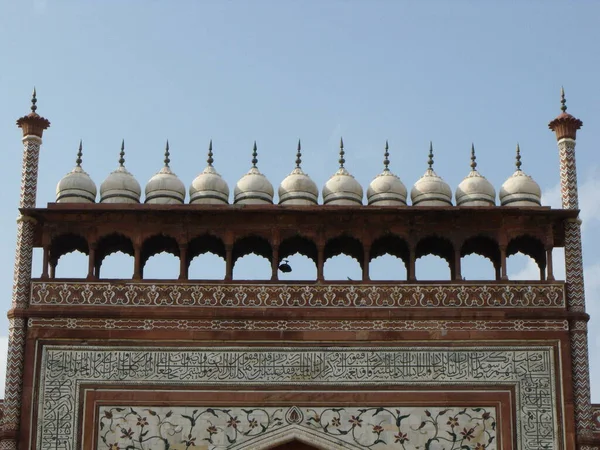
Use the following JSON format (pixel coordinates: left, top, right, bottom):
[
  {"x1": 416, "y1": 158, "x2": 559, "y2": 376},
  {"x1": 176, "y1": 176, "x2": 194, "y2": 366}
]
[{"x1": 29, "y1": 281, "x2": 566, "y2": 309}]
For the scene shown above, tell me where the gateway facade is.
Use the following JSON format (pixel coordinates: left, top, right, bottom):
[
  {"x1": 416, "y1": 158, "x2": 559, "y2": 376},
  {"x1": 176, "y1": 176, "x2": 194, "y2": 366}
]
[{"x1": 0, "y1": 90, "x2": 599, "y2": 449}]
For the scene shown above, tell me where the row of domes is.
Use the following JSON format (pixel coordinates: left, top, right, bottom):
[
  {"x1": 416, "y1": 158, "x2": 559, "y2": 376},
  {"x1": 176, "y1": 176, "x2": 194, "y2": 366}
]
[{"x1": 56, "y1": 139, "x2": 542, "y2": 207}]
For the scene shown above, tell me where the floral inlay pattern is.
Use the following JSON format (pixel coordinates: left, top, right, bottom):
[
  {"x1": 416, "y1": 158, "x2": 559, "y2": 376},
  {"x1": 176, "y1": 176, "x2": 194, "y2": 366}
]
[
  {"x1": 98, "y1": 405, "x2": 497, "y2": 450},
  {"x1": 30, "y1": 281, "x2": 566, "y2": 308}
]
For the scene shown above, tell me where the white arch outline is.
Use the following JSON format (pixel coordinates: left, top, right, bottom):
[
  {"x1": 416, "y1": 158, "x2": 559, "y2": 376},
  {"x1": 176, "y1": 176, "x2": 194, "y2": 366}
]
[{"x1": 229, "y1": 424, "x2": 363, "y2": 450}]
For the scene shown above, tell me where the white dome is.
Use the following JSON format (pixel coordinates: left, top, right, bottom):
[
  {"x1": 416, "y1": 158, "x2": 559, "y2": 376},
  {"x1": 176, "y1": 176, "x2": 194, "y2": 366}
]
[
  {"x1": 323, "y1": 167, "x2": 363, "y2": 205},
  {"x1": 411, "y1": 168, "x2": 452, "y2": 206},
  {"x1": 189, "y1": 141, "x2": 229, "y2": 204},
  {"x1": 368, "y1": 170, "x2": 407, "y2": 206},
  {"x1": 456, "y1": 171, "x2": 496, "y2": 206},
  {"x1": 144, "y1": 143, "x2": 185, "y2": 204},
  {"x1": 367, "y1": 142, "x2": 406, "y2": 206},
  {"x1": 500, "y1": 145, "x2": 541, "y2": 206},
  {"x1": 234, "y1": 143, "x2": 274, "y2": 205},
  {"x1": 99, "y1": 141, "x2": 141, "y2": 204},
  {"x1": 145, "y1": 167, "x2": 185, "y2": 204},
  {"x1": 500, "y1": 171, "x2": 541, "y2": 206},
  {"x1": 278, "y1": 141, "x2": 318, "y2": 205},
  {"x1": 190, "y1": 166, "x2": 230, "y2": 204},
  {"x1": 411, "y1": 143, "x2": 452, "y2": 206},
  {"x1": 455, "y1": 146, "x2": 495, "y2": 206},
  {"x1": 279, "y1": 168, "x2": 318, "y2": 205},
  {"x1": 322, "y1": 138, "x2": 363, "y2": 205},
  {"x1": 56, "y1": 166, "x2": 97, "y2": 203}
]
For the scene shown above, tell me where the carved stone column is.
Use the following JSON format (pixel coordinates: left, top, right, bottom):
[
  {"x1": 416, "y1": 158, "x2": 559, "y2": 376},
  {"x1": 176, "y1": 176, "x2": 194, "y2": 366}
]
[{"x1": 1, "y1": 91, "x2": 50, "y2": 450}]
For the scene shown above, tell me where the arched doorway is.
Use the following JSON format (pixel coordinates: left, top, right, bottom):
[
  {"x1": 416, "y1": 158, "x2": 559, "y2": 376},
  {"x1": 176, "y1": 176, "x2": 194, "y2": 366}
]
[{"x1": 273, "y1": 441, "x2": 319, "y2": 450}]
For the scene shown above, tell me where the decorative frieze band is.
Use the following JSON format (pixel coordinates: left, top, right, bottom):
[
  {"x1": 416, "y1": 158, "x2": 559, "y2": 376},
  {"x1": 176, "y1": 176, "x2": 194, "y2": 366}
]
[
  {"x1": 30, "y1": 281, "x2": 566, "y2": 308},
  {"x1": 38, "y1": 345, "x2": 557, "y2": 450},
  {"x1": 28, "y1": 317, "x2": 569, "y2": 332}
]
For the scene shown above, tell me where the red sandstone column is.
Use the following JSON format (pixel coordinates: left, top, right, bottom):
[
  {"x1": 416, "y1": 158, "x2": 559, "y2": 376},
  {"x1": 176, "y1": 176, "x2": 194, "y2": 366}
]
[
  {"x1": 1, "y1": 90, "x2": 50, "y2": 450},
  {"x1": 549, "y1": 88, "x2": 593, "y2": 449},
  {"x1": 87, "y1": 243, "x2": 97, "y2": 280}
]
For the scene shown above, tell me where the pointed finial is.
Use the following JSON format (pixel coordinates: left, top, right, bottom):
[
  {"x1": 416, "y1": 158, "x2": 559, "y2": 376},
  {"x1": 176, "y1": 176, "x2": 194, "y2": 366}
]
[
  {"x1": 560, "y1": 86, "x2": 567, "y2": 113},
  {"x1": 470, "y1": 143, "x2": 477, "y2": 171},
  {"x1": 76, "y1": 140, "x2": 83, "y2": 167},
  {"x1": 383, "y1": 140, "x2": 390, "y2": 170},
  {"x1": 207, "y1": 139, "x2": 214, "y2": 167},
  {"x1": 339, "y1": 137, "x2": 345, "y2": 168},
  {"x1": 515, "y1": 143, "x2": 522, "y2": 171},
  {"x1": 427, "y1": 141, "x2": 434, "y2": 170},
  {"x1": 251, "y1": 141, "x2": 258, "y2": 168},
  {"x1": 31, "y1": 87, "x2": 37, "y2": 113},
  {"x1": 164, "y1": 140, "x2": 170, "y2": 167},
  {"x1": 119, "y1": 139, "x2": 125, "y2": 167},
  {"x1": 296, "y1": 139, "x2": 302, "y2": 168}
]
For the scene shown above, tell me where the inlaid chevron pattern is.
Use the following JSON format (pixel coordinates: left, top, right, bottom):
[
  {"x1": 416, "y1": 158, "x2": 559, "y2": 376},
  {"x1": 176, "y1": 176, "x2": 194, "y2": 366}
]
[
  {"x1": 559, "y1": 138, "x2": 595, "y2": 443},
  {"x1": 18, "y1": 140, "x2": 40, "y2": 208},
  {"x1": 0, "y1": 138, "x2": 40, "y2": 446},
  {"x1": 1, "y1": 318, "x2": 25, "y2": 429},
  {"x1": 559, "y1": 139, "x2": 580, "y2": 210},
  {"x1": 565, "y1": 221, "x2": 586, "y2": 312},
  {"x1": 572, "y1": 326, "x2": 593, "y2": 437}
]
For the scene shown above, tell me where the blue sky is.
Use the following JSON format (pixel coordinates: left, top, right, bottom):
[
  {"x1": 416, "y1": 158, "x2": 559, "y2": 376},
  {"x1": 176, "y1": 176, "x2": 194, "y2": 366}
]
[{"x1": 0, "y1": 0, "x2": 599, "y2": 400}]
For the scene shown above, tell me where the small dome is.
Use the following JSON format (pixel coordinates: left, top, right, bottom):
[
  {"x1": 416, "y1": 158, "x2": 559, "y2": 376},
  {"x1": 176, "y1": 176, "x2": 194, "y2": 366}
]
[
  {"x1": 190, "y1": 141, "x2": 229, "y2": 204},
  {"x1": 367, "y1": 141, "x2": 407, "y2": 206},
  {"x1": 234, "y1": 142, "x2": 274, "y2": 205},
  {"x1": 99, "y1": 140, "x2": 141, "y2": 204},
  {"x1": 500, "y1": 144, "x2": 541, "y2": 206},
  {"x1": 322, "y1": 138, "x2": 363, "y2": 205},
  {"x1": 145, "y1": 141, "x2": 185, "y2": 204},
  {"x1": 455, "y1": 145, "x2": 496, "y2": 206},
  {"x1": 278, "y1": 140, "x2": 318, "y2": 205},
  {"x1": 56, "y1": 141, "x2": 97, "y2": 203},
  {"x1": 410, "y1": 142, "x2": 452, "y2": 206}
]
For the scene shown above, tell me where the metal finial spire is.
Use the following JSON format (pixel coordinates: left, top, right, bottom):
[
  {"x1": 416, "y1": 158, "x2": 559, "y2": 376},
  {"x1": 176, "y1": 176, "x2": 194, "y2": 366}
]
[
  {"x1": 164, "y1": 140, "x2": 170, "y2": 167},
  {"x1": 470, "y1": 143, "x2": 477, "y2": 171},
  {"x1": 119, "y1": 139, "x2": 125, "y2": 167},
  {"x1": 515, "y1": 143, "x2": 522, "y2": 171},
  {"x1": 251, "y1": 141, "x2": 258, "y2": 168},
  {"x1": 560, "y1": 86, "x2": 567, "y2": 113},
  {"x1": 296, "y1": 139, "x2": 302, "y2": 168},
  {"x1": 427, "y1": 141, "x2": 434, "y2": 170},
  {"x1": 383, "y1": 140, "x2": 390, "y2": 170},
  {"x1": 207, "y1": 139, "x2": 214, "y2": 166},
  {"x1": 31, "y1": 87, "x2": 37, "y2": 113},
  {"x1": 338, "y1": 137, "x2": 345, "y2": 168},
  {"x1": 76, "y1": 140, "x2": 83, "y2": 167}
]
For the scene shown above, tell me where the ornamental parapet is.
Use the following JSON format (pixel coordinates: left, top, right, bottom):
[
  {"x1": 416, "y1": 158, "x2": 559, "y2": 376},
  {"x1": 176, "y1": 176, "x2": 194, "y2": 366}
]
[{"x1": 30, "y1": 281, "x2": 566, "y2": 309}]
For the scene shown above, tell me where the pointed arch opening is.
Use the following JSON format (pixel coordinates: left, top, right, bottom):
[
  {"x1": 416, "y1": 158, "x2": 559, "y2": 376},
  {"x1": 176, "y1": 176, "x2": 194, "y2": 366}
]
[
  {"x1": 233, "y1": 235, "x2": 272, "y2": 280},
  {"x1": 369, "y1": 234, "x2": 409, "y2": 281},
  {"x1": 461, "y1": 235, "x2": 501, "y2": 280},
  {"x1": 141, "y1": 234, "x2": 180, "y2": 279},
  {"x1": 50, "y1": 233, "x2": 89, "y2": 278},
  {"x1": 96, "y1": 233, "x2": 135, "y2": 279},
  {"x1": 278, "y1": 235, "x2": 318, "y2": 281},
  {"x1": 507, "y1": 235, "x2": 546, "y2": 280},
  {"x1": 188, "y1": 234, "x2": 226, "y2": 280},
  {"x1": 323, "y1": 235, "x2": 363, "y2": 281},
  {"x1": 415, "y1": 235, "x2": 454, "y2": 281}
]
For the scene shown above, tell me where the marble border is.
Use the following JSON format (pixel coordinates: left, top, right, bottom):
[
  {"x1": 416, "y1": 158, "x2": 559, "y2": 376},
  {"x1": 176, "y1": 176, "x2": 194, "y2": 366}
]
[{"x1": 35, "y1": 345, "x2": 558, "y2": 450}]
